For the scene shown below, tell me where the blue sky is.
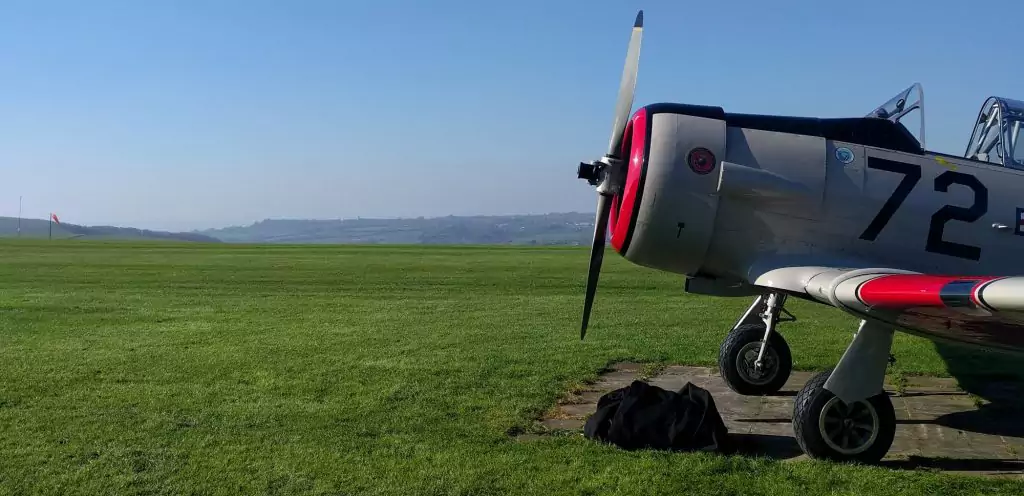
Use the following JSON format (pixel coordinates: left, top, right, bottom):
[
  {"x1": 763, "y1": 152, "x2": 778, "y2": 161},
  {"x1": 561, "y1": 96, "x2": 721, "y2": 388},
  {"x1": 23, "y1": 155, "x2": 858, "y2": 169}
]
[{"x1": 1, "y1": 0, "x2": 1021, "y2": 231}]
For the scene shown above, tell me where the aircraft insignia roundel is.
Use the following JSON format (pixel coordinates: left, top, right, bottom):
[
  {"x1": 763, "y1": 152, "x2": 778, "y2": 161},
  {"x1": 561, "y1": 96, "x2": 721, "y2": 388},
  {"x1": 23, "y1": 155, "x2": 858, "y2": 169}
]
[
  {"x1": 688, "y1": 147, "x2": 716, "y2": 175},
  {"x1": 835, "y1": 147, "x2": 855, "y2": 164}
]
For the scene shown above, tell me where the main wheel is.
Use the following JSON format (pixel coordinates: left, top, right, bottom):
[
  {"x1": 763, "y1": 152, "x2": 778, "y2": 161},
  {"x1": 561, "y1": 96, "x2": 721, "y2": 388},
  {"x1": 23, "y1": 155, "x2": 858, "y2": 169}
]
[
  {"x1": 792, "y1": 370, "x2": 896, "y2": 464},
  {"x1": 718, "y1": 323, "x2": 792, "y2": 395}
]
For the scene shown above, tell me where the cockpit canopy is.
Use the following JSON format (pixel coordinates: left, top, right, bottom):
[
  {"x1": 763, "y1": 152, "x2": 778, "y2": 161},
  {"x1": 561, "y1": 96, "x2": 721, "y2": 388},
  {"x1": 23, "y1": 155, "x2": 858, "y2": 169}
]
[
  {"x1": 965, "y1": 96, "x2": 1024, "y2": 169},
  {"x1": 866, "y1": 84, "x2": 1024, "y2": 170}
]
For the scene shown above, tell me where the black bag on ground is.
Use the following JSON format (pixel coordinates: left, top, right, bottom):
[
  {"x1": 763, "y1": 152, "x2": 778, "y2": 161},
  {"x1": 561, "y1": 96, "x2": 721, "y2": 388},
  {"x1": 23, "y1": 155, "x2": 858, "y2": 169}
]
[{"x1": 583, "y1": 380, "x2": 732, "y2": 453}]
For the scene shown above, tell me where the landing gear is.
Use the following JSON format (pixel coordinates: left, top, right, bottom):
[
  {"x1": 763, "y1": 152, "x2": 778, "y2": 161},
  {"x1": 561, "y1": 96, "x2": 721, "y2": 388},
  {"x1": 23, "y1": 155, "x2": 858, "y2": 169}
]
[
  {"x1": 792, "y1": 369, "x2": 896, "y2": 464},
  {"x1": 718, "y1": 292, "x2": 794, "y2": 395}
]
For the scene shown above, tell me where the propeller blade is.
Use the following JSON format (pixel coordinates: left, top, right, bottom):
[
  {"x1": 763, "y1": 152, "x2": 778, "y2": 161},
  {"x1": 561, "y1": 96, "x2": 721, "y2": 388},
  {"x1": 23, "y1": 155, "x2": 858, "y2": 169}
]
[
  {"x1": 580, "y1": 193, "x2": 613, "y2": 340},
  {"x1": 579, "y1": 11, "x2": 644, "y2": 340},
  {"x1": 606, "y1": 10, "x2": 643, "y2": 157}
]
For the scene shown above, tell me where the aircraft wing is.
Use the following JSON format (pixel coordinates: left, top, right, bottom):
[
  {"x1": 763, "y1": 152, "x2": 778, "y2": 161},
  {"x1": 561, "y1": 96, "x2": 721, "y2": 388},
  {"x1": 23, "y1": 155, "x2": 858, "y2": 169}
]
[{"x1": 746, "y1": 260, "x2": 1024, "y2": 352}]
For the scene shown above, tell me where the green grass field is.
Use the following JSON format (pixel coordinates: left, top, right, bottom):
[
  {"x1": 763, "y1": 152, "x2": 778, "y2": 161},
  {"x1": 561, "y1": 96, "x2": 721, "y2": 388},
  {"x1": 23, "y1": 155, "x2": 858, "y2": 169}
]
[{"x1": 1, "y1": 240, "x2": 1022, "y2": 495}]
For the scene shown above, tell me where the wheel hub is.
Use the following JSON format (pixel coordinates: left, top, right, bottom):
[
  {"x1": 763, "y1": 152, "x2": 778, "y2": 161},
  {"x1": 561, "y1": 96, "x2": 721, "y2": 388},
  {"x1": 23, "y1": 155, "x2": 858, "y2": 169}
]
[
  {"x1": 736, "y1": 342, "x2": 778, "y2": 385},
  {"x1": 817, "y1": 396, "x2": 880, "y2": 455}
]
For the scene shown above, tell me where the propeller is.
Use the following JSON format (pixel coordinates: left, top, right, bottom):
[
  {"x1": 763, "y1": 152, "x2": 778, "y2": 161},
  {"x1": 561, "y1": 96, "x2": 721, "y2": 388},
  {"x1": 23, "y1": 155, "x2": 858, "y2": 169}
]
[{"x1": 577, "y1": 10, "x2": 643, "y2": 340}]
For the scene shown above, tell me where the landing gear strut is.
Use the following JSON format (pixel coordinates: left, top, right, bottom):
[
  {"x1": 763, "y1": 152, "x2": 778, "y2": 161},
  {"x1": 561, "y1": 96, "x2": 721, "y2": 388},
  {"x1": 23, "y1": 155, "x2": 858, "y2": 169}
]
[{"x1": 718, "y1": 291, "x2": 794, "y2": 395}]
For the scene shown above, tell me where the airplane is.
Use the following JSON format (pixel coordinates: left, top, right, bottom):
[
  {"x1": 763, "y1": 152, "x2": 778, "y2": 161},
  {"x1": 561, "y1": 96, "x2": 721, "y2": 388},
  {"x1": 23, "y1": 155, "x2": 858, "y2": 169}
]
[{"x1": 576, "y1": 10, "x2": 1024, "y2": 464}]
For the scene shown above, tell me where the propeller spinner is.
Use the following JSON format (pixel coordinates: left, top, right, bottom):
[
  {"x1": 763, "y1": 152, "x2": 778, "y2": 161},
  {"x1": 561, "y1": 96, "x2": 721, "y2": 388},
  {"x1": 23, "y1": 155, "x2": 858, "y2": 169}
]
[{"x1": 576, "y1": 10, "x2": 643, "y2": 340}]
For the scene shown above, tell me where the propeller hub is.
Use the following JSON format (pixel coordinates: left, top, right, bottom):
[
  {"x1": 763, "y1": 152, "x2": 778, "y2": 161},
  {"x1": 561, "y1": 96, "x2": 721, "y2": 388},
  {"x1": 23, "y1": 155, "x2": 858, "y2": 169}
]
[
  {"x1": 577, "y1": 161, "x2": 601, "y2": 183},
  {"x1": 578, "y1": 155, "x2": 625, "y2": 189}
]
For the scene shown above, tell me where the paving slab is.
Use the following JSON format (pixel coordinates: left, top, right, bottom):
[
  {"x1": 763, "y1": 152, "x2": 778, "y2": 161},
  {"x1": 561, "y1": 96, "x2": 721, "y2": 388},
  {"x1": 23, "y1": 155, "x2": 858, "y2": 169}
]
[{"x1": 529, "y1": 363, "x2": 1024, "y2": 479}]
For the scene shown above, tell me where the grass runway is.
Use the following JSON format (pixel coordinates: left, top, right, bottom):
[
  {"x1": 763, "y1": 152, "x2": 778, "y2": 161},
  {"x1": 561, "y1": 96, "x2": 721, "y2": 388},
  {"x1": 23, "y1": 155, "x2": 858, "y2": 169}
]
[{"x1": 0, "y1": 240, "x2": 1021, "y2": 495}]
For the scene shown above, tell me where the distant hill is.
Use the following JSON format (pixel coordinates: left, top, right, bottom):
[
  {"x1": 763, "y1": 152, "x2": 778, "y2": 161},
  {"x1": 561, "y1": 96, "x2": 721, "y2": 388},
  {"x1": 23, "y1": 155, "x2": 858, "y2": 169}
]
[
  {"x1": 199, "y1": 213, "x2": 597, "y2": 245},
  {"x1": 0, "y1": 213, "x2": 601, "y2": 245},
  {"x1": 0, "y1": 216, "x2": 221, "y2": 243}
]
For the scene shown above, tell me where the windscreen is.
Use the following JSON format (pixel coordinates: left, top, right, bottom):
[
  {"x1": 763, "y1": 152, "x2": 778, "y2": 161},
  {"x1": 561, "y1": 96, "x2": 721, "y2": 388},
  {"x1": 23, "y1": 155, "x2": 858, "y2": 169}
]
[
  {"x1": 868, "y1": 87, "x2": 914, "y2": 120},
  {"x1": 867, "y1": 84, "x2": 925, "y2": 149}
]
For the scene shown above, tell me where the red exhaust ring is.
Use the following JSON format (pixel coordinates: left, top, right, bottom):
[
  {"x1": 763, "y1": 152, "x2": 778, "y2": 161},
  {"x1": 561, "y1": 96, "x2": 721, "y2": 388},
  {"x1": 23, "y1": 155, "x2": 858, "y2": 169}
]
[
  {"x1": 610, "y1": 107, "x2": 648, "y2": 254},
  {"x1": 607, "y1": 117, "x2": 630, "y2": 238}
]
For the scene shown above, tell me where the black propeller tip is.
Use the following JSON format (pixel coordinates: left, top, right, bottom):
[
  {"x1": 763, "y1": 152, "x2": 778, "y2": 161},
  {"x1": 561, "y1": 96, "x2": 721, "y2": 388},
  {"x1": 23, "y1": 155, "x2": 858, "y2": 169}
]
[
  {"x1": 579, "y1": 194, "x2": 611, "y2": 342},
  {"x1": 634, "y1": 10, "x2": 643, "y2": 28}
]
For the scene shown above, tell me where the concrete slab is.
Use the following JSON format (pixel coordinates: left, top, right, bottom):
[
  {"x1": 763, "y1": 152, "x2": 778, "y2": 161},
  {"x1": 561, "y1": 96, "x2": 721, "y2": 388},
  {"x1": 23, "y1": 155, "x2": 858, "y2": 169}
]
[{"x1": 529, "y1": 364, "x2": 1024, "y2": 479}]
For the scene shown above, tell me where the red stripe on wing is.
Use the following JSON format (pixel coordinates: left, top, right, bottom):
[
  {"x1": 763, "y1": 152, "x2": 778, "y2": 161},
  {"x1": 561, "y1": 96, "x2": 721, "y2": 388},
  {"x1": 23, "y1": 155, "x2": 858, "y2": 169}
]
[
  {"x1": 858, "y1": 275, "x2": 947, "y2": 307},
  {"x1": 857, "y1": 275, "x2": 1002, "y2": 308}
]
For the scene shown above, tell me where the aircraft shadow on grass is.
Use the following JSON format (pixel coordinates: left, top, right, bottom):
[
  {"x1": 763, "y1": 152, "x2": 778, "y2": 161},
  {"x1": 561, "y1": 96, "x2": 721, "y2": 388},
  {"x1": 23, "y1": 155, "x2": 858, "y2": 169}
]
[{"x1": 932, "y1": 342, "x2": 1024, "y2": 438}]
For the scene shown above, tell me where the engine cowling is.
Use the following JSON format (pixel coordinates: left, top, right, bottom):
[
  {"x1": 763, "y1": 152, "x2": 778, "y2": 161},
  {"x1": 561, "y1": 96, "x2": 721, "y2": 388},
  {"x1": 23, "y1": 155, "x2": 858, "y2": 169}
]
[{"x1": 609, "y1": 103, "x2": 728, "y2": 276}]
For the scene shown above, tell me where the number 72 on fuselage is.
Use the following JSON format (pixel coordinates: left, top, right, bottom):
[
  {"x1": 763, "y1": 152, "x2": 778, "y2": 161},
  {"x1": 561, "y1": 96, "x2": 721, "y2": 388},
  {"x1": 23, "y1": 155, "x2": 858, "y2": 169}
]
[{"x1": 848, "y1": 148, "x2": 1023, "y2": 275}]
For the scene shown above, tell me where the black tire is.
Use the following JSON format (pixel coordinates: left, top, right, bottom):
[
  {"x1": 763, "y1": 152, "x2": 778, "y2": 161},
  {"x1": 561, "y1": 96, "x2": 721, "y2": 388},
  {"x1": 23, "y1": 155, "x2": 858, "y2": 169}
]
[
  {"x1": 718, "y1": 323, "x2": 792, "y2": 396},
  {"x1": 792, "y1": 370, "x2": 896, "y2": 464}
]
